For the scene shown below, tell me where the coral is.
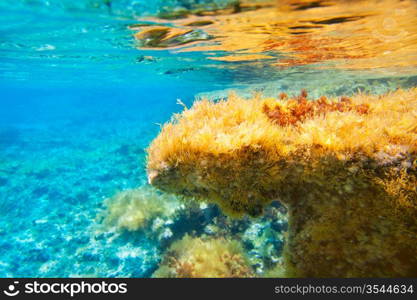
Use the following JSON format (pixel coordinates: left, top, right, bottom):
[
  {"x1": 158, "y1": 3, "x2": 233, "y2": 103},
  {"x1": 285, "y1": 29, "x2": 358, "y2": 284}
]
[
  {"x1": 101, "y1": 186, "x2": 181, "y2": 232},
  {"x1": 147, "y1": 88, "x2": 417, "y2": 277},
  {"x1": 153, "y1": 235, "x2": 253, "y2": 278}
]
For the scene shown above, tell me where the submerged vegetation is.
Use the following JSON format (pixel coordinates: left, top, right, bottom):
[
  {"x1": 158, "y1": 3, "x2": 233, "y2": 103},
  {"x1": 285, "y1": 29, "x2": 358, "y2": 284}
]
[
  {"x1": 147, "y1": 88, "x2": 417, "y2": 277},
  {"x1": 153, "y1": 234, "x2": 253, "y2": 278},
  {"x1": 102, "y1": 186, "x2": 181, "y2": 232},
  {"x1": 100, "y1": 185, "x2": 288, "y2": 276},
  {"x1": 263, "y1": 90, "x2": 370, "y2": 126},
  {"x1": 2, "y1": 0, "x2": 417, "y2": 279}
]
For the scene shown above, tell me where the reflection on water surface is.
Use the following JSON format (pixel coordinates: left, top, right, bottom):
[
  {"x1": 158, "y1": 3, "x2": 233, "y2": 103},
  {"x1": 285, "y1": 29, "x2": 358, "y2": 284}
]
[{"x1": 133, "y1": 0, "x2": 417, "y2": 74}]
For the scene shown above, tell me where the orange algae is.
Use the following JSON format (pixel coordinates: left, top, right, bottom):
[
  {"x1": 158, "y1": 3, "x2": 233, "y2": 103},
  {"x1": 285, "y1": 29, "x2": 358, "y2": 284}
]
[
  {"x1": 147, "y1": 88, "x2": 417, "y2": 277},
  {"x1": 153, "y1": 235, "x2": 253, "y2": 278},
  {"x1": 263, "y1": 90, "x2": 369, "y2": 126}
]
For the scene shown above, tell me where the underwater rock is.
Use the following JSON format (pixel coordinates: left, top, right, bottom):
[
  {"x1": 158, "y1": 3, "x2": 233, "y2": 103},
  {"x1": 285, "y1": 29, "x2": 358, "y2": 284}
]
[
  {"x1": 242, "y1": 220, "x2": 284, "y2": 274},
  {"x1": 152, "y1": 234, "x2": 253, "y2": 278},
  {"x1": 133, "y1": 26, "x2": 211, "y2": 48},
  {"x1": 147, "y1": 88, "x2": 417, "y2": 277}
]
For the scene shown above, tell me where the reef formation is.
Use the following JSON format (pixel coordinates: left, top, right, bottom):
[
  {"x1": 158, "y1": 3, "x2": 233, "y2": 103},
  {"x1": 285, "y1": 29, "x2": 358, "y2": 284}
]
[{"x1": 147, "y1": 88, "x2": 417, "y2": 277}]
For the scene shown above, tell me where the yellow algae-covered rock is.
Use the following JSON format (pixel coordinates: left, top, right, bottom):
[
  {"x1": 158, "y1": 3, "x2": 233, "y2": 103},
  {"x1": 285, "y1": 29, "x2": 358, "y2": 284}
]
[
  {"x1": 153, "y1": 235, "x2": 253, "y2": 278},
  {"x1": 147, "y1": 88, "x2": 417, "y2": 277}
]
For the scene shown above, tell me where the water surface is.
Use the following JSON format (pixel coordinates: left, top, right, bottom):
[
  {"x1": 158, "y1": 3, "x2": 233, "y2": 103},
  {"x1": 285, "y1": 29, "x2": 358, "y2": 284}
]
[{"x1": 0, "y1": 0, "x2": 416, "y2": 277}]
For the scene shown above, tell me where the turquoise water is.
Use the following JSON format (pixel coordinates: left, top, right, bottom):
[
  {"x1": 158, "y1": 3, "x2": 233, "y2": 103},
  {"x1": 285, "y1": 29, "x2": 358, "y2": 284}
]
[{"x1": 0, "y1": 0, "x2": 416, "y2": 277}]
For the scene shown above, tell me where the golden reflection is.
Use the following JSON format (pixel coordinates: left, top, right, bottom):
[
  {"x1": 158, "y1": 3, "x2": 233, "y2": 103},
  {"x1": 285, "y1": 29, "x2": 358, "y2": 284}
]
[{"x1": 131, "y1": 0, "x2": 417, "y2": 71}]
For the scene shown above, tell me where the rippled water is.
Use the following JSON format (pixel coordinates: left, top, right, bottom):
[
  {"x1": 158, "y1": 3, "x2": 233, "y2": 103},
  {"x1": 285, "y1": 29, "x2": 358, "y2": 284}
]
[{"x1": 0, "y1": 0, "x2": 416, "y2": 277}]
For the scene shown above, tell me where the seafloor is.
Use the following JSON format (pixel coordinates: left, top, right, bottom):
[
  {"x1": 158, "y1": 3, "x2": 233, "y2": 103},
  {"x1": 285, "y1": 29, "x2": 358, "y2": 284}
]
[{"x1": 0, "y1": 0, "x2": 416, "y2": 277}]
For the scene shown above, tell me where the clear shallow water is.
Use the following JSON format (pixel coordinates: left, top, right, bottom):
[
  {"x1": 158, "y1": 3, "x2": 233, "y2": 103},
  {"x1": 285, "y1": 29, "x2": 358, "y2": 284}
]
[
  {"x1": 0, "y1": 0, "x2": 242, "y2": 277},
  {"x1": 0, "y1": 0, "x2": 416, "y2": 277}
]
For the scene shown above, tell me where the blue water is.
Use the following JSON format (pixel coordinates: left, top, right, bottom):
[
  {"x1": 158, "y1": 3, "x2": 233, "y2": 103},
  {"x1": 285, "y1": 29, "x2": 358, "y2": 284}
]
[
  {"x1": 1, "y1": 0, "x2": 416, "y2": 277},
  {"x1": 0, "y1": 0, "x2": 249, "y2": 277}
]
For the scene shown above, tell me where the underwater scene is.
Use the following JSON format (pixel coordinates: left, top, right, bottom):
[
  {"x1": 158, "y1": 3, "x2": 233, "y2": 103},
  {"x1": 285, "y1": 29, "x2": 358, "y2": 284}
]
[{"x1": 0, "y1": 0, "x2": 416, "y2": 278}]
